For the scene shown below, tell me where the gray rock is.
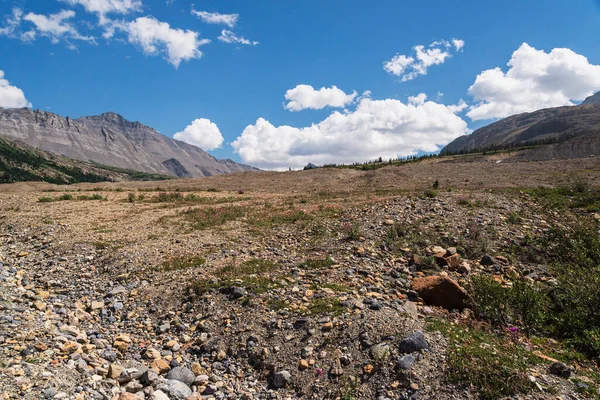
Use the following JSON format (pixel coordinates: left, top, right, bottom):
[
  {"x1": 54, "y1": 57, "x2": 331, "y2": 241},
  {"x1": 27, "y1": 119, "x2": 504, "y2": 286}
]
[
  {"x1": 165, "y1": 367, "x2": 195, "y2": 386},
  {"x1": 399, "y1": 331, "x2": 429, "y2": 353},
  {"x1": 480, "y1": 255, "x2": 495, "y2": 266},
  {"x1": 549, "y1": 361, "x2": 571, "y2": 378},
  {"x1": 272, "y1": 370, "x2": 291, "y2": 388},
  {"x1": 43, "y1": 388, "x2": 57, "y2": 399},
  {"x1": 229, "y1": 286, "x2": 246, "y2": 300},
  {"x1": 140, "y1": 370, "x2": 160, "y2": 386},
  {"x1": 397, "y1": 355, "x2": 416, "y2": 370},
  {"x1": 157, "y1": 379, "x2": 192, "y2": 400}
]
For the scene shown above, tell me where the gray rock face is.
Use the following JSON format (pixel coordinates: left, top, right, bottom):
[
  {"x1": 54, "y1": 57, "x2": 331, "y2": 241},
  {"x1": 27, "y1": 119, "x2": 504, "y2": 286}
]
[{"x1": 0, "y1": 108, "x2": 259, "y2": 178}]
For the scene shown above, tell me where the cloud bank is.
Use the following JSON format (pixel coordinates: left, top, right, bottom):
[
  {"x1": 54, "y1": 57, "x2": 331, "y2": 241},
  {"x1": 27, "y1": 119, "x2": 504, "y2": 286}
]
[{"x1": 467, "y1": 43, "x2": 600, "y2": 120}]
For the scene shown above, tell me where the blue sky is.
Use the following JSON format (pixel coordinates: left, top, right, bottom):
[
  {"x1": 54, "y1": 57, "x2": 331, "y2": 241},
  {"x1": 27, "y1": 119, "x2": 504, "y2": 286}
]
[{"x1": 1, "y1": 0, "x2": 599, "y2": 169}]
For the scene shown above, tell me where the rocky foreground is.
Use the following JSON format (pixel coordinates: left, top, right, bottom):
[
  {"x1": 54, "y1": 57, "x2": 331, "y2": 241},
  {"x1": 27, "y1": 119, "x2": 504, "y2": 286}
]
[{"x1": 0, "y1": 185, "x2": 598, "y2": 399}]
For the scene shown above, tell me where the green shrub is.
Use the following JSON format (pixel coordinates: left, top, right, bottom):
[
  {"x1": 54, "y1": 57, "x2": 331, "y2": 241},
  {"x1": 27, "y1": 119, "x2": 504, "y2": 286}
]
[
  {"x1": 468, "y1": 275, "x2": 509, "y2": 327},
  {"x1": 38, "y1": 197, "x2": 53, "y2": 203}
]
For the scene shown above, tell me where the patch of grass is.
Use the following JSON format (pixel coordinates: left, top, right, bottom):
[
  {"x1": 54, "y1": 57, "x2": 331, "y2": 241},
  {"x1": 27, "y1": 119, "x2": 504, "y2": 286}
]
[
  {"x1": 423, "y1": 189, "x2": 438, "y2": 198},
  {"x1": 340, "y1": 222, "x2": 362, "y2": 241},
  {"x1": 160, "y1": 255, "x2": 206, "y2": 272},
  {"x1": 311, "y1": 283, "x2": 350, "y2": 292},
  {"x1": 304, "y1": 297, "x2": 344, "y2": 316},
  {"x1": 428, "y1": 319, "x2": 535, "y2": 399},
  {"x1": 300, "y1": 256, "x2": 335, "y2": 270},
  {"x1": 77, "y1": 194, "x2": 105, "y2": 200},
  {"x1": 507, "y1": 211, "x2": 523, "y2": 224},
  {"x1": 180, "y1": 205, "x2": 247, "y2": 230},
  {"x1": 190, "y1": 258, "x2": 279, "y2": 295},
  {"x1": 38, "y1": 196, "x2": 53, "y2": 203}
]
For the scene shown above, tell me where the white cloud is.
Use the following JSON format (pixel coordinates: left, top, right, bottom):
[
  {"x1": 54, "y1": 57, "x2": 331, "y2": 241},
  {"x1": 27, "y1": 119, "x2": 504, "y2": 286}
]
[
  {"x1": 0, "y1": 70, "x2": 31, "y2": 108},
  {"x1": 173, "y1": 118, "x2": 224, "y2": 151},
  {"x1": 0, "y1": 8, "x2": 23, "y2": 37},
  {"x1": 191, "y1": 10, "x2": 238, "y2": 28},
  {"x1": 384, "y1": 39, "x2": 464, "y2": 82},
  {"x1": 121, "y1": 17, "x2": 209, "y2": 67},
  {"x1": 232, "y1": 94, "x2": 468, "y2": 170},
  {"x1": 467, "y1": 43, "x2": 600, "y2": 121},
  {"x1": 62, "y1": 0, "x2": 142, "y2": 23},
  {"x1": 218, "y1": 29, "x2": 258, "y2": 46},
  {"x1": 284, "y1": 85, "x2": 357, "y2": 111},
  {"x1": 23, "y1": 10, "x2": 95, "y2": 44},
  {"x1": 452, "y1": 38, "x2": 465, "y2": 51}
]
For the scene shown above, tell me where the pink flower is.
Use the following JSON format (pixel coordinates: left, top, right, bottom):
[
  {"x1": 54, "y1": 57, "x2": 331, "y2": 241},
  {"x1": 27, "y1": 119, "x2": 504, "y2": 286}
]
[
  {"x1": 316, "y1": 368, "x2": 323, "y2": 376},
  {"x1": 508, "y1": 326, "x2": 518, "y2": 333}
]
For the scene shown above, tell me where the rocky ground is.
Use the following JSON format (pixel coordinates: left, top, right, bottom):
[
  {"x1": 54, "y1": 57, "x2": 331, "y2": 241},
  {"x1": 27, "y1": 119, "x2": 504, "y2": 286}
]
[{"x1": 1, "y1": 158, "x2": 600, "y2": 399}]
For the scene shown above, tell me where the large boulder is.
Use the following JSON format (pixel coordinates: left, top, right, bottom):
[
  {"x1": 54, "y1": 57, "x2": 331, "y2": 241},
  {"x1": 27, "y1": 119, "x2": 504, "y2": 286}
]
[{"x1": 411, "y1": 275, "x2": 469, "y2": 310}]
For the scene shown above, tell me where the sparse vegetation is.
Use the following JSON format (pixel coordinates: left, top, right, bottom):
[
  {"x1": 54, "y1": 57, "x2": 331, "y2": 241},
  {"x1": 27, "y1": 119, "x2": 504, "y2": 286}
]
[{"x1": 159, "y1": 255, "x2": 206, "y2": 272}]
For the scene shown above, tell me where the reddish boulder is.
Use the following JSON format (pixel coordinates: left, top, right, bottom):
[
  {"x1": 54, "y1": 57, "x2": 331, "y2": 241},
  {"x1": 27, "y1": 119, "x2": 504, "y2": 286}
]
[{"x1": 411, "y1": 275, "x2": 469, "y2": 310}]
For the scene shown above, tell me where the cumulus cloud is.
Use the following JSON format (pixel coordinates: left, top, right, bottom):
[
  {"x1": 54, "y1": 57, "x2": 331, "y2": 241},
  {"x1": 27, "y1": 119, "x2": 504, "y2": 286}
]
[
  {"x1": 232, "y1": 94, "x2": 468, "y2": 170},
  {"x1": 218, "y1": 29, "x2": 258, "y2": 46},
  {"x1": 284, "y1": 85, "x2": 357, "y2": 111},
  {"x1": 467, "y1": 43, "x2": 600, "y2": 121},
  {"x1": 23, "y1": 10, "x2": 95, "y2": 45},
  {"x1": 121, "y1": 17, "x2": 209, "y2": 67},
  {"x1": 173, "y1": 118, "x2": 224, "y2": 151},
  {"x1": 61, "y1": 0, "x2": 142, "y2": 23},
  {"x1": 191, "y1": 10, "x2": 238, "y2": 28},
  {"x1": 384, "y1": 39, "x2": 464, "y2": 82},
  {"x1": 0, "y1": 70, "x2": 31, "y2": 108}
]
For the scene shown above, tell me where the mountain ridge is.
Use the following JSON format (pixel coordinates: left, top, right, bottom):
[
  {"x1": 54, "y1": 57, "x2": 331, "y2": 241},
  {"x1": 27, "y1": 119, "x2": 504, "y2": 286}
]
[
  {"x1": 0, "y1": 108, "x2": 259, "y2": 178},
  {"x1": 441, "y1": 101, "x2": 600, "y2": 158}
]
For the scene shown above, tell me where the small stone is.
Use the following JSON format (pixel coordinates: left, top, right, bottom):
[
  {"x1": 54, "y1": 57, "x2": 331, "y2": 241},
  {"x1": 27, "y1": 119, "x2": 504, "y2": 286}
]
[
  {"x1": 548, "y1": 361, "x2": 571, "y2": 378},
  {"x1": 399, "y1": 331, "x2": 429, "y2": 353},
  {"x1": 321, "y1": 321, "x2": 333, "y2": 331},
  {"x1": 229, "y1": 286, "x2": 246, "y2": 300},
  {"x1": 397, "y1": 355, "x2": 415, "y2": 370},
  {"x1": 144, "y1": 348, "x2": 161, "y2": 360},
  {"x1": 108, "y1": 363, "x2": 123, "y2": 379},
  {"x1": 298, "y1": 359, "x2": 309, "y2": 370},
  {"x1": 151, "y1": 359, "x2": 170, "y2": 374},
  {"x1": 90, "y1": 301, "x2": 104, "y2": 310},
  {"x1": 149, "y1": 390, "x2": 170, "y2": 400},
  {"x1": 480, "y1": 255, "x2": 496, "y2": 266},
  {"x1": 272, "y1": 370, "x2": 291, "y2": 388},
  {"x1": 156, "y1": 379, "x2": 192, "y2": 400},
  {"x1": 33, "y1": 301, "x2": 46, "y2": 311},
  {"x1": 166, "y1": 366, "x2": 195, "y2": 386},
  {"x1": 191, "y1": 362, "x2": 204, "y2": 376}
]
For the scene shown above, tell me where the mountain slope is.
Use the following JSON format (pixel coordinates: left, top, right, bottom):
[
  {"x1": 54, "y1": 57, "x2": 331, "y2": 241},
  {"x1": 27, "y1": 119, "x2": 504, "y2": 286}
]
[
  {"x1": 0, "y1": 135, "x2": 174, "y2": 184},
  {"x1": 0, "y1": 108, "x2": 259, "y2": 178},
  {"x1": 582, "y1": 92, "x2": 600, "y2": 105},
  {"x1": 441, "y1": 103, "x2": 600, "y2": 157}
]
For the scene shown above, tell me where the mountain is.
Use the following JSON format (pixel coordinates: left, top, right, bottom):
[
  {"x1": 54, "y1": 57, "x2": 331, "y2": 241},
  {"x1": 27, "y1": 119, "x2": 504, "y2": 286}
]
[
  {"x1": 0, "y1": 135, "x2": 174, "y2": 184},
  {"x1": 0, "y1": 108, "x2": 259, "y2": 178},
  {"x1": 582, "y1": 92, "x2": 600, "y2": 105},
  {"x1": 441, "y1": 101, "x2": 600, "y2": 158}
]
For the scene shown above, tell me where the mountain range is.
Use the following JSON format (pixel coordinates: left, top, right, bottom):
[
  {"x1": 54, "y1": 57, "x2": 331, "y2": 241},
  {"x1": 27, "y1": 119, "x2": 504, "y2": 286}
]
[
  {"x1": 0, "y1": 108, "x2": 259, "y2": 178},
  {"x1": 441, "y1": 92, "x2": 600, "y2": 158}
]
